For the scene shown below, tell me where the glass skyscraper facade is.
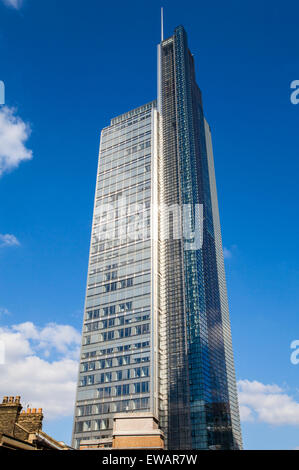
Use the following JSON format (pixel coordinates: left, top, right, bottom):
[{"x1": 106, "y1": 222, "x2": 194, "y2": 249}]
[{"x1": 72, "y1": 25, "x2": 242, "y2": 450}]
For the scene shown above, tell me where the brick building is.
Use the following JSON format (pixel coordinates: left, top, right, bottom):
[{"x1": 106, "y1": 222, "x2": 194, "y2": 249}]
[{"x1": 0, "y1": 396, "x2": 71, "y2": 450}]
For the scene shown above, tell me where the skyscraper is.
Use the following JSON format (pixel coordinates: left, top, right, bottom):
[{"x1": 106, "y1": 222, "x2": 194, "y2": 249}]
[{"x1": 72, "y1": 24, "x2": 242, "y2": 450}]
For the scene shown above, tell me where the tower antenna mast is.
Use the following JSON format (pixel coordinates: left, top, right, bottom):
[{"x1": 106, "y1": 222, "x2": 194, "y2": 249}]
[{"x1": 161, "y1": 7, "x2": 164, "y2": 41}]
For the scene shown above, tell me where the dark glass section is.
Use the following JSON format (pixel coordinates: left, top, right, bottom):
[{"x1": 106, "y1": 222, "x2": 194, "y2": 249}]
[
  {"x1": 159, "y1": 37, "x2": 192, "y2": 450},
  {"x1": 160, "y1": 26, "x2": 242, "y2": 449}
]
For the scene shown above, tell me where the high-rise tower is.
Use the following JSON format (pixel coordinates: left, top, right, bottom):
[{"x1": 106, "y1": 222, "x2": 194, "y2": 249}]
[{"x1": 72, "y1": 25, "x2": 242, "y2": 450}]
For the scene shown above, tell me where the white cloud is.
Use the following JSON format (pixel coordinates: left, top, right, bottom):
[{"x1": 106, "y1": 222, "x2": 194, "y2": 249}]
[
  {"x1": 239, "y1": 405, "x2": 254, "y2": 422},
  {"x1": 0, "y1": 322, "x2": 81, "y2": 419},
  {"x1": 0, "y1": 233, "x2": 20, "y2": 247},
  {"x1": 2, "y1": 0, "x2": 23, "y2": 9},
  {"x1": 238, "y1": 379, "x2": 299, "y2": 426},
  {"x1": 0, "y1": 107, "x2": 32, "y2": 177},
  {"x1": 12, "y1": 322, "x2": 81, "y2": 358}
]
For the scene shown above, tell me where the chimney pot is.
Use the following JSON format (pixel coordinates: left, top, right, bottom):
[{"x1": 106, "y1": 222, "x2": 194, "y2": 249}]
[
  {"x1": 32, "y1": 408, "x2": 36, "y2": 413},
  {"x1": 8, "y1": 396, "x2": 14, "y2": 403},
  {"x1": 38, "y1": 408, "x2": 42, "y2": 414},
  {"x1": 27, "y1": 408, "x2": 31, "y2": 414},
  {"x1": 2, "y1": 396, "x2": 8, "y2": 403},
  {"x1": 15, "y1": 396, "x2": 21, "y2": 404}
]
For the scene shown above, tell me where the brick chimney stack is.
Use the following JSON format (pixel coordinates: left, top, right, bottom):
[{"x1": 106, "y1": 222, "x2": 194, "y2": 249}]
[
  {"x1": 0, "y1": 396, "x2": 22, "y2": 436},
  {"x1": 18, "y1": 407, "x2": 43, "y2": 433},
  {"x1": 0, "y1": 396, "x2": 44, "y2": 439}
]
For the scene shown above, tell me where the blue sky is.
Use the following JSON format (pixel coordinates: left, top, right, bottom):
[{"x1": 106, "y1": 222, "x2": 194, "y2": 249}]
[{"x1": 0, "y1": 0, "x2": 299, "y2": 450}]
